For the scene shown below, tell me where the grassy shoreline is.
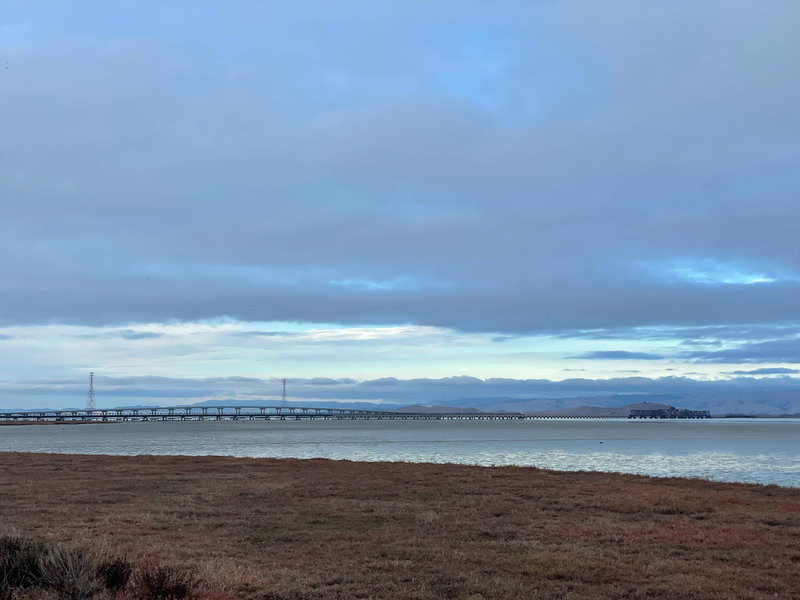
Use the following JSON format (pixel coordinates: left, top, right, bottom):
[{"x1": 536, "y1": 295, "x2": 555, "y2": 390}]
[{"x1": 1, "y1": 452, "x2": 798, "y2": 599}]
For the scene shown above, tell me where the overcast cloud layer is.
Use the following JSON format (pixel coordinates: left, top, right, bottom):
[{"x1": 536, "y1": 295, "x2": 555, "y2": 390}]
[{"x1": 2, "y1": 2, "x2": 800, "y2": 408}]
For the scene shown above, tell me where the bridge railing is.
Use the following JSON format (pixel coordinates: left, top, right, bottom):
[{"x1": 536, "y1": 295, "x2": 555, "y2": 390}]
[{"x1": 0, "y1": 406, "x2": 659, "y2": 421}]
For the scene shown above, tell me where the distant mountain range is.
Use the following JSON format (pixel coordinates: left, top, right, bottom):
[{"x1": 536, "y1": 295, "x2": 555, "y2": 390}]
[
  {"x1": 16, "y1": 389, "x2": 796, "y2": 416},
  {"x1": 442, "y1": 391, "x2": 800, "y2": 416},
  {"x1": 394, "y1": 402, "x2": 701, "y2": 417},
  {"x1": 184, "y1": 391, "x2": 800, "y2": 416}
]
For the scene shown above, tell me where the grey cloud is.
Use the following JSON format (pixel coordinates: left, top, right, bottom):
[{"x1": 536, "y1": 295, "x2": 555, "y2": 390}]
[
  {"x1": 555, "y1": 324, "x2": 800, "y2": 343},
  {"x1": 685, "y1": 338, "x2": 800, "y2": 364},
  {"x1": 569, "y1": 351, "x2": 665, "y2": 360},
  {"x1": 1, "y1": 2, "x2": 800, "y2": 346},
  {"x1": 218, "y1": 376, "x2": 268, "y2": 384},
  {"x1": 231, "y1": 331, "x2": 299, "y2": 338},
  {"x1": 305, "y1": 378, "x2": 357, "y2": 386},
  {"x1": 74, "y1": 330, "x2": 162, "y2": 340},
  {"x1": 118, "y1": 330, "x2": 161, "y2": 340},
  {"x1": 681, "y1": 339, "x2": 725, "y2": 348},
  {"x1": 731, "y1": 368, "x2": 800, "y2": 375},
  {"x1": 367, "y1": 378, "x2": 401, "y2": 387}
]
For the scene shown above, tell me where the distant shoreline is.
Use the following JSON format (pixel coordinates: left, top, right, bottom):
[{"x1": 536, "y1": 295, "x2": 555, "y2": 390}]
[{"x1": 2, "y1": 414, "x2": 799, "y2": 426}]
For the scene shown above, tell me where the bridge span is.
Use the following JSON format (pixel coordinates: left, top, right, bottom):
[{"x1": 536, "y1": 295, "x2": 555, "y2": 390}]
[{"x1": 0, "y1": 406, "x2": 630, "y2": 422}]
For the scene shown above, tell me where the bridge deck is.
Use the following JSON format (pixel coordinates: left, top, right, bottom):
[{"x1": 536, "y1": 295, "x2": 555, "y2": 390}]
[{"x1": 0, "y1": 406, "x2": 655, "y2": 422}]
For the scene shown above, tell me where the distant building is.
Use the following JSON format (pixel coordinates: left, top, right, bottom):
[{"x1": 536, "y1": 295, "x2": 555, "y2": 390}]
[{"x1": 629, "y1": 406, "x2": 711, "y2": 419}]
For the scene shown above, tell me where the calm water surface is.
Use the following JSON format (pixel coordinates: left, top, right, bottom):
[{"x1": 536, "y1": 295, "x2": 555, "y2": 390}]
[{"x1": 1, "y1": 418, "x2": 798, "y2": 487}]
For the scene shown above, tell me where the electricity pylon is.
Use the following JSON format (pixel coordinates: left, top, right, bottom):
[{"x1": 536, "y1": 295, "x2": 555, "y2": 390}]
[{"x1": 87, "y1": 372, "x2": 96, "y2": 411}]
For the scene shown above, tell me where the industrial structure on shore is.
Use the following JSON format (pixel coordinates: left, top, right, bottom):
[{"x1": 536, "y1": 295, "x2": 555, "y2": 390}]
[{"x1": 629, "y1": 407, "x2": 711, "y2": 419}]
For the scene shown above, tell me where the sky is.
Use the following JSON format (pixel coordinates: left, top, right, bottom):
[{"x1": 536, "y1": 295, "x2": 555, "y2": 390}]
[{"x1": 2, "y1": 1, "x2": 800, "y2": 409}]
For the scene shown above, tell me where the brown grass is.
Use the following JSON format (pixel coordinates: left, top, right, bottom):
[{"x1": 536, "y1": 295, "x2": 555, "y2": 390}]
[{"x1": 1, "y1": 452, "x2": 798, "y2": 599}]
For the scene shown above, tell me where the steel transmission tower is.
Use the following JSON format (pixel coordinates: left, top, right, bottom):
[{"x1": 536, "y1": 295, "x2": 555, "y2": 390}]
[{"x1": 87, "y1": 372, "x2": 96, "y2": 411}]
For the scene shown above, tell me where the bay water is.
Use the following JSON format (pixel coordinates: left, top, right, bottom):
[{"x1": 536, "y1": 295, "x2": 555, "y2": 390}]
[{"x1": 1, "y1": 418, "x2": 797, "y2": 487}]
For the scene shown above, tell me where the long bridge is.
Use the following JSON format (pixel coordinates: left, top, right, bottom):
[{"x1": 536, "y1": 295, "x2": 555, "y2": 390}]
[{"x1": 0, "y1": 406, "x2": 643, "y2": 422}]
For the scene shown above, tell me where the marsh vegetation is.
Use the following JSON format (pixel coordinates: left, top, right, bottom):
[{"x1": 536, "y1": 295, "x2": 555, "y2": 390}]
[{"x1": 1, "y1": 453, "x2": 798, "y2": 599}]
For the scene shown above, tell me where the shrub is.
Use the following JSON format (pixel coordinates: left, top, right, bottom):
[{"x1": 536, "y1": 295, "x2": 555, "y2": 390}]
[
  {"x1": 0, "y1": 535, "x2": 49, "y2": 589},
  {"x1": 38, "y1": 545, "x2": 101, "y2": 600},
  {"x1": 97, "y1": 556, "x2": 132, "y2": 593},
  {"x1": 2, "y1": 535, "x2": 202, "y2": 600},
  {"x1": 131, "y1": 565, "x2": 198, "y2": 600}
]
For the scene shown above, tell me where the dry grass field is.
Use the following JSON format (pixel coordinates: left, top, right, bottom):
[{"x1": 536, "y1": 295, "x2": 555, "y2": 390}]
[{"x1": 1, "y1": 452, "x2": 798, "y2": 599}]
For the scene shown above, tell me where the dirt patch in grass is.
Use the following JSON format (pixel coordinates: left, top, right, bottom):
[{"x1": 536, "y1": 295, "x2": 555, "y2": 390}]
[{"x1": 1, "y1": 452, "x2": 798, "y2": 599}]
